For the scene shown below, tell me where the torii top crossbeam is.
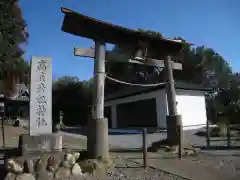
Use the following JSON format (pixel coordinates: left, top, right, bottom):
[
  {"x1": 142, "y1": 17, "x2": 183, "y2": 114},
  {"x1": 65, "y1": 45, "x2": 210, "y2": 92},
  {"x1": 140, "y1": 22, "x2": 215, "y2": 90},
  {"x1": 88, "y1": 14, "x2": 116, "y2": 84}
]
[{"x1": 61, "y1": 7, "x2": 191, "y2": 58}]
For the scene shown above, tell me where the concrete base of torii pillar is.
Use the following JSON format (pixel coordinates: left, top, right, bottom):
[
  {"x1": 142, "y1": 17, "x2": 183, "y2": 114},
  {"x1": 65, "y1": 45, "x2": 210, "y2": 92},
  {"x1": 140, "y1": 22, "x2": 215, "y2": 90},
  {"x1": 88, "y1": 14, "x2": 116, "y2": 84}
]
[{"x1": 87, "y1": 118, "x2": 109, "y2": 158}]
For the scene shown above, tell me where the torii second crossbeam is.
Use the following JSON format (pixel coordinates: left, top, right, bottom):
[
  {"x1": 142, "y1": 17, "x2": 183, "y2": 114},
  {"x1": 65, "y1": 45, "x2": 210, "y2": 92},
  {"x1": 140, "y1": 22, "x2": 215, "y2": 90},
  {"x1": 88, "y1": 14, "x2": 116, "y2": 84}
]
[{"x1": 74, "y1": 47, "x2": 182, "y2": 70}]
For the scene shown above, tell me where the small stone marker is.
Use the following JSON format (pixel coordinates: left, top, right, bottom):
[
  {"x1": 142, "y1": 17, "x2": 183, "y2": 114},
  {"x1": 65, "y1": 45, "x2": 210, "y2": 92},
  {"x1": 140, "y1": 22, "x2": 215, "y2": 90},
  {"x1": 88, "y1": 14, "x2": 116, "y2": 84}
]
[{"x1": 29, "y1": 56, "x2": 52, "y2": 135}]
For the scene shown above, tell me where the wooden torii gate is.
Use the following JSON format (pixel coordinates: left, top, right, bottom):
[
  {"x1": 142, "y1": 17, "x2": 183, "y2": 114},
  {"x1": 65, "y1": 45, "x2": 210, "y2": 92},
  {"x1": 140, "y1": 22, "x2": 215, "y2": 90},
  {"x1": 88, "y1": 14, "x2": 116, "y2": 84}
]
[{"x1": 60, "y1": 7, "x2": 191, "y2": 159}]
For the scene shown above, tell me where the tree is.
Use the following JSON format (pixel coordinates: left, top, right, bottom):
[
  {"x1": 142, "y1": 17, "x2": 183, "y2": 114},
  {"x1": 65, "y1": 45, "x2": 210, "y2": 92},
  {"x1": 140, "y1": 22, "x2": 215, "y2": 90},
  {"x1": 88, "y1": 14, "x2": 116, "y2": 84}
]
[
  {"x1": 0, "y1": 0, "x2": 29, "y2": 95},
  {"x1": 177, "y1": 46, "x2": 231, "y2": 85},
  {"x1": 214, "y1": 75, "x2": 240, "y2": 124},
  {"x1": 53, "y1": 76, "x2": 80, "y2": 88},
  {"x1": 82, "y1": 77, "x2": 93, "y2": 90},
  {"x1": 52, "y1": 76, "x2": 93, "y2": 126}
]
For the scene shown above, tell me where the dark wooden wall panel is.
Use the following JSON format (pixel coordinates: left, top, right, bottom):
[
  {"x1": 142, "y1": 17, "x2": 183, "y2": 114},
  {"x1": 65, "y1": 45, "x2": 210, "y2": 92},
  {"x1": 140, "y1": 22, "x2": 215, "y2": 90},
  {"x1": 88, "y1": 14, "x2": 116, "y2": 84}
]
[
  {"x1": 104, "y1": 106, "x2": 112, "y2": 128},
  {"x1": 116, "y1": 98, "x2": 157, "y2": 128}
]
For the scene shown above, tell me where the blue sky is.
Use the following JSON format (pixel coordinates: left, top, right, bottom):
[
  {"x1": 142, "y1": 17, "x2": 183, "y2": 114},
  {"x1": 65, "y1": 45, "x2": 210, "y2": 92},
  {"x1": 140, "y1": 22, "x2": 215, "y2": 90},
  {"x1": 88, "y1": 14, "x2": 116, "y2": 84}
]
[{"x1": 19, "y1": 0, "x2": 240, "y2": 81}]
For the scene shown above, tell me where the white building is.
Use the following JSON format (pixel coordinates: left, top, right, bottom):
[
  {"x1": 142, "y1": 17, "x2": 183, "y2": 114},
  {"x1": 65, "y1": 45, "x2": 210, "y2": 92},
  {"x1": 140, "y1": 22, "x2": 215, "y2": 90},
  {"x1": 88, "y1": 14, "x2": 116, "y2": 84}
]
[{"x1": 104, "y1": 82, "x2": 211, "y2": 130}]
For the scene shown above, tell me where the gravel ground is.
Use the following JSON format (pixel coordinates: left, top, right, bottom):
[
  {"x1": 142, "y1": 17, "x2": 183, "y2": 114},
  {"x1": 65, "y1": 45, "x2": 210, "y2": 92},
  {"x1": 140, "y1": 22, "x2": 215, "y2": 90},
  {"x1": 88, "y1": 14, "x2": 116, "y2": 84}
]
[
  {"x1": 60, "y1": 127, "x2": 240, "y2": 178},
  {"x1": 84, "y1": 157, "x2": 187, "y2": 180},
  {"x1": 1, "y1": 126, "x2": 240, "y2": 180},
  {"x1": 187, "y1": 151, "x2": 240, "y2": 175}
]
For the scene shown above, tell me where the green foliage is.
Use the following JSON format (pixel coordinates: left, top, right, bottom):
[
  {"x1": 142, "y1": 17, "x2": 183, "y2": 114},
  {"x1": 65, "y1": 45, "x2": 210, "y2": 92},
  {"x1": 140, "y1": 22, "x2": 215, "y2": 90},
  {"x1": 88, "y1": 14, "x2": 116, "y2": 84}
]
[
  {"x1": 81, "y1": 77, "x2": 94, "y2": 90},
  {"x1": 176, "y1": 45, "x2": 232, "y2": 86},
  {"x1": 137, "y1": 29, "x2": 163, "y2": 38},
  {"x1": 52, "y1": 76, "x2": 93, "y2": 126},
  {"x1": 214, "y1": 76, "x2": 240, "y2": 124},
  {"x1": 53, "y1": 76, "x2": 80, "y2": 89},
  {"x1": 0, "y1": 0, "x2": 29, "y2": 93}
]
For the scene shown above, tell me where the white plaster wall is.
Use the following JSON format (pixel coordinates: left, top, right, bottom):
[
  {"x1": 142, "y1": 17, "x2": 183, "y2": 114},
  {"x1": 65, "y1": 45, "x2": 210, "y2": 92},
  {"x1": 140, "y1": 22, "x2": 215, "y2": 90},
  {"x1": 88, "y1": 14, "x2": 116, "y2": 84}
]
[
  {"x1": 105, "y1": 89, "x2": 207, "y2": 130},
  {"x1": 175, "y1": 90, "x2": 207, "y2": 130}
]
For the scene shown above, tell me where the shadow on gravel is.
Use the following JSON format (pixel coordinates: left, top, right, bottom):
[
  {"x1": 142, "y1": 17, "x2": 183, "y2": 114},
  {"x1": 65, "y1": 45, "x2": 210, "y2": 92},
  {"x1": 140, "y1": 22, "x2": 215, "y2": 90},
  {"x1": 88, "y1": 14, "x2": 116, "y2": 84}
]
[
  {"x1": 110, "y1": 148, "x2": 143, "y2": 153},
  {"x1": 196, "y1": 145, "x2": 240, "y2": 150},
  {"x1": 115, "y1": 166, "x2": 142, "y2": 168},
  {"x1": 200, "y1": 154, "x2": 240, "y2": 157},
  {"x1": 127, "y1": 156, "x2": 178, "y2": 160},
  {"x1": 210, "y1": 138, "x2": 240, "y2": 141}
]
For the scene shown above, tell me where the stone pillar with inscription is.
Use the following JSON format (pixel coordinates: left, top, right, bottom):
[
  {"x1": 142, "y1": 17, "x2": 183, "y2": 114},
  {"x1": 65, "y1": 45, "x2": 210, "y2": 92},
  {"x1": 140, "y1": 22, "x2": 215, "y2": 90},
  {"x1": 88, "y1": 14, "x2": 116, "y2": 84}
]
[
  {"x1": 18, "y1": 56, "x2": 62, "y2": 156},
  {"x1": 29, "y1": 56, "x2": 52, "y2": 135}
]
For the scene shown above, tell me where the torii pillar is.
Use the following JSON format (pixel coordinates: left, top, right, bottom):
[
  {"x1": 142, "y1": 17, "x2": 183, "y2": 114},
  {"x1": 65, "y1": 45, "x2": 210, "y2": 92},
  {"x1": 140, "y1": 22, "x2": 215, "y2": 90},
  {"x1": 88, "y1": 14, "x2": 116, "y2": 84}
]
[
  {"x1": 164, "y1": 56, "x2": 182, "y2": 146},
  {"x1": 88, "y1": 41, "x2": 109, "y2": 158}
]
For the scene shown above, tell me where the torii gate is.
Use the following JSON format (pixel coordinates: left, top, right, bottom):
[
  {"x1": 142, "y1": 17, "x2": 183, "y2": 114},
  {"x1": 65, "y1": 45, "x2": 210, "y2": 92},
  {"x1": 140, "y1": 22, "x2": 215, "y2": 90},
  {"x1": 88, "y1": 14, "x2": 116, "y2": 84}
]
[{"x1": 60, "y1": 7, "x2": 191, "y2": 159}]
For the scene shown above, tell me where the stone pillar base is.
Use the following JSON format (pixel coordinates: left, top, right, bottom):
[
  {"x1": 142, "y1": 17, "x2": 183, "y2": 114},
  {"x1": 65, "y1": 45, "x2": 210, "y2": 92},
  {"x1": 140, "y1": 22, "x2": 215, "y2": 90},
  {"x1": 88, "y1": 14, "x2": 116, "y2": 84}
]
[
  {"x1": 87, "y1": 118, "x2": 109, "y2": 159},
  {"x1": 166, "y1": 115, "x2": 182, "y2": 146}
]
